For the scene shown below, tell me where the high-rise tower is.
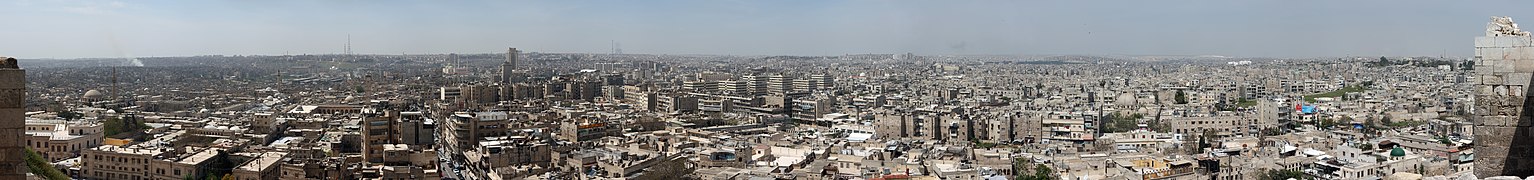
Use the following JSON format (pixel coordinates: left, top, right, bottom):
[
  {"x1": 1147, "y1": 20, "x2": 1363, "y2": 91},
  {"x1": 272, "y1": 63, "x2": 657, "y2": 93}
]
[
  {"x1": 0, "y1": 57, "x2": 29, "y2": 179},
  {"x1": 501, "y1": 48, "x2": 520, "y2": 84}
]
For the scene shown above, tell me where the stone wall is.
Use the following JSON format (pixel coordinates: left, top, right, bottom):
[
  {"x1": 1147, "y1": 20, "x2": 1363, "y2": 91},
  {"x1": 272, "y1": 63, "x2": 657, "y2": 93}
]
[
  {"x1": 1474, "y1": 21, "x2": 1534, "y2": 177},
  {"x1": 0, "y1": 58, "x2": 27, "y2": 179}
]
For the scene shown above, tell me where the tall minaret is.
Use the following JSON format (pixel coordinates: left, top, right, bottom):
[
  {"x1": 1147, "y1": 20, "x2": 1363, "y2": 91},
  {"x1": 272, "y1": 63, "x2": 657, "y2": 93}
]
[
  {"x1": 112, "y1": 67, "x2": 118, "y2": 103},
  {"x1": 0, "y1": 57, "x2": 29, "y2": 179}
]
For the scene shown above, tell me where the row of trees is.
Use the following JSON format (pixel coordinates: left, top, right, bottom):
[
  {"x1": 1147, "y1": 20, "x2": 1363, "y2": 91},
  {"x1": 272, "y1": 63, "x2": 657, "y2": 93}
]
[
  {"x1": 26, "y1": 148, "x2": 67, "y2": 180},
  {"x1": 1101, "y1": 113, "x2": 1145, "y2": 133},
  {"x1": 1259, "y1": 169, "x2": 1309, "y2": 180},
  {"x1": 1370, "y1": 56, "x2": 1471, "y2": 70},
  {"x1": 1012, "y1": 158, "x2": 1056, "y2": 180},
  {"x1": 103, "y1": 116, "x2": 148, "y2": 137}
]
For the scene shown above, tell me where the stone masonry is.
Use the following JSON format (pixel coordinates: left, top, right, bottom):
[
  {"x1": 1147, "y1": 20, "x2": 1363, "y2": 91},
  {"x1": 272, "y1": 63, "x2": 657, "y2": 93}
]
[
  {"x1": 1475, "y1": 16, "x2": 1534, "y2": 177},
  {"x1": 0, "y1": 57, "x2": 28, "y2": 179}
]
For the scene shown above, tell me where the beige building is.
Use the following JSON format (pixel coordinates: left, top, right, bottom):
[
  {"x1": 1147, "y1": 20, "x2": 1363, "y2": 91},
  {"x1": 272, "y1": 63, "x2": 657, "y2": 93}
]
[
  {"x1": 81, "y1": 145, "x2": 164, "y2": 180},
  {"x1": 231, "y1": 152, "x2": 286, "y2": 180},
  {"x1": 25, "y1": 119, "x2": 104, "y2": 161},
  {"x1": 1163, "y1": 115, "x2": 1254, "y2": 138},
  {"x1": 446, "y1": 112, "x2": 509, "y2": 148},
  {"x1": 82, "y1": 144, "x2": 236, "y2": 180},
  {"x1": 559, "y1": 117, "x2": 621, "y2": 143}
]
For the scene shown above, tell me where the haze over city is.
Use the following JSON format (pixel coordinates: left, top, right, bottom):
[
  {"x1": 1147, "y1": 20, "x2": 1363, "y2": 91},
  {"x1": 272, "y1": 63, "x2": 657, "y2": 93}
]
[
  {"x1": 10, "y1": 1, "x2": 1534, "y2": 180},
  {"x1": 5, "y1": 0, "x2": 1534, "y2": 58}
]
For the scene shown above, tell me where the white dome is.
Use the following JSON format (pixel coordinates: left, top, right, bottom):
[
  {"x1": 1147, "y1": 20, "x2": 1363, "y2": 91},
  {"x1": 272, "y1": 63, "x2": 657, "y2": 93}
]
[
  {"x1": 83, "y1": 90, "x2": 105, "y2": 98},
  {"x1": 1114, "y1": 92, "x2": 1137, "y2": 106}
]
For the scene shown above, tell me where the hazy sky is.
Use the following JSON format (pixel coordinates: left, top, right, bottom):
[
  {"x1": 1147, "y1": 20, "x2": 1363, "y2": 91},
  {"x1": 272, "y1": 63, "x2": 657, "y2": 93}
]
[{"x1": 3, "y1": 0, "x2": 1534, "y2": 59}]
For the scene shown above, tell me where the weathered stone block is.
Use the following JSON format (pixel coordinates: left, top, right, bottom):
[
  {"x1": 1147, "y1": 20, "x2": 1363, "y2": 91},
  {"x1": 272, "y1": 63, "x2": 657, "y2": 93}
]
[
  {"x1": 1486, "y1": 116, "x2": 1516, "y2": 126},
  {"x1": 1513, "y1": 48, "x2": 1534, "y2": 58},
  {"x1": 0, "y1": 150, "x2": 20, "y2": 162},
  {"x1": 0, "y1": 131, "x2": 22, "y2": 145},
  {"x1": 1508, "y1": 95, "x2": 1527, "y2": 104},
  {"x1": 1509, "y1": 73, "x2": 1534, "y2": 86},
  {"x1": 1517, "y1": 59, "x2": 1534, "y2": 73},
  {"x1": 1479, "y1": 126, "x2": 1519, "y2": 145},
  {"x1": 1498, "y1": 62, "x2": 1519, "y2": 73},
  {"x1": 1504, "y1": 36, "x2": 1534, "y2": 47},
  {"x1": 1487, "y1": 176, "x2": 1523, "y2": 180},
  {"x1": 1479, "y1": 37, "x2": 1499, "y2": 48},
  {"x1": 0, "y1": 70, "x2": 22, "y2": 88},
  {"x1": 1489, "y1": 48, "x2": 1509, "y2": 59}
]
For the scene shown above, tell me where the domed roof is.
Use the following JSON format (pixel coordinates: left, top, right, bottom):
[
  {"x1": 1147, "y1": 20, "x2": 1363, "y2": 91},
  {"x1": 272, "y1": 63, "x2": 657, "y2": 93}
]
[
  {"x1": 1114, "y1": 92, "x2": 1137, "y2": 106},
  {"x1": 1390, "y1": 146, "x2": 1406, "y2": 157},
  {"x1": 83, "y1": 90, "x2": 104, "y2": 98}
]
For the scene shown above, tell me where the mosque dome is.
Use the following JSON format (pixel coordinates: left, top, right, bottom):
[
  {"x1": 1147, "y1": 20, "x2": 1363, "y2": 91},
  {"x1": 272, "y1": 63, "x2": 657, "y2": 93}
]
[
  {"x1": 83, "y1": 90, "x2": 105, "y2": 99},
  {"x1": 1390, "y1": 146, "x2": 1406, "y2": 157},
  {"x1": 1115, "y1": 92, "x2": 1137, "y2": 106}
]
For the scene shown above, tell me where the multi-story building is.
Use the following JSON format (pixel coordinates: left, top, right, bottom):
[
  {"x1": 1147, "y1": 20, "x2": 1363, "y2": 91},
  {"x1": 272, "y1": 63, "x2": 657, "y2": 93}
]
[
  {"x1": 231, "y1": 152, "x2": 286, "y2": 180},
  {"x1": 559, "y1": 117, "x2": 622, "y2": 143},
  {"x1": 446, "y1": 112, "x2": 509, "y2": 148},
  {"x1": 24, "y1": 119, "x2": 103, "y2": 161},
  {"x1": 81, "y1": 145, "x2": 164, "y2": 179},
  {"x1": 82, "y1": 145, "x2": 222, "y2": 180}
]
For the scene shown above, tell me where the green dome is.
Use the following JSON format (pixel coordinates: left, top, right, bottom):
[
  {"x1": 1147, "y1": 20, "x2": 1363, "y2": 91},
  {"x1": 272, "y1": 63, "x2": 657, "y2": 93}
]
[{"x1": 1390, "y1": 146, "x2": 1406, "y2": 157}]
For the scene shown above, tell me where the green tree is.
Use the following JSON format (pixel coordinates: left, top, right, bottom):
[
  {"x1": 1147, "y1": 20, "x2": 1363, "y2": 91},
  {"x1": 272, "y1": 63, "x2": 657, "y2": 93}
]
[
  {"x1": 103, "y1": 116, "x2": 149, "y2": 137},
  {"x1": 1319, "y1": 117, "x2": 1338, "y2": 129},
  {"x1": 1463, "y1": 60, "x2": 1476, "y2": 70},
  {"x1": 1259, "y1": 169, "x2": 1310, "y2": 180},
  {"x1": 1198, "y1": 134, "x2": 1210, "y2": 153},
  {"x1": 1365, "y1": 117, "x2": 1377, "y2": 129},
  {"x1": 633, "y1": 158, "x2": 694, "y2": 180},
  {"x1": 203, "y1": 150, "x2": 237, "y2": 180},
  {"x1": 1262, "y1": 128, "x2": 1282, "y2": 136},
  {"x1": 1015, "y1": 162, "x2": 1055, "y2": 180},
  {"x1": 25, "y1": 148, "x2": 68, "y2": 180},
  {"x1": 56, "y1": 111, "x2": 82, "y2": 121},
  {"x1": 1380, "y1": 115, "x2": 1393, "y2": 127},
  {"x1": 103, "y1": 117, "x2": 123, "y2": 136},
  {"x1": 1174, "y1": 90, "x2": 1189, "y2": 104}
]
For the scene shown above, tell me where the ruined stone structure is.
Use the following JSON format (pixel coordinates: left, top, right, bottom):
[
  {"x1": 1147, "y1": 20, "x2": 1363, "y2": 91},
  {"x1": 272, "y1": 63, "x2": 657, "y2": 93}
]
[
  {"x1": 0, "y1": 56, "x2": 28, "y2": 179},
  {"x1": 1475, "y1": 16, "x2": 1534, "y2": 177}
]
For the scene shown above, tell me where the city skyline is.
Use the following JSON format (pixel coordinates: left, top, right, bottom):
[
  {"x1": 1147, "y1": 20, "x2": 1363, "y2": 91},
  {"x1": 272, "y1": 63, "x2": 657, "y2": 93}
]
[{"x1": 5, "y1": 0, "x2": 1534, "y2": 59}]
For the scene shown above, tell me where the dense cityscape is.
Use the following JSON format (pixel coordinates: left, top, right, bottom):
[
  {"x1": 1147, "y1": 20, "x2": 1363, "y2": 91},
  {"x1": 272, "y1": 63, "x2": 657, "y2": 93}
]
[{"x1": 7, "y1": 3, "x2": 1534, "y2": 180}]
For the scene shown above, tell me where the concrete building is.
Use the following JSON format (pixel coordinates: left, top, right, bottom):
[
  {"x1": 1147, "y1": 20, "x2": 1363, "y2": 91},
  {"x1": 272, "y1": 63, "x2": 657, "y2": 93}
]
[
  {"x1": 231, "y1": 152, "x2": 286, "y2": 180},
  {"x1": 80, "y1": 145, "x2": 166, "y2": 180},
  {"x1": 501, "y1": 47, "x2": 521, "y2": 84},
  {"x1": 559, "y1": 117, "x2": 621, "y2": 143},
  {"x1": 25, "y1": 119, "x2": 104, "y2": 161},
  {"x1": 447, "y1": 112, "x2": 509, "y2": 148}
]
